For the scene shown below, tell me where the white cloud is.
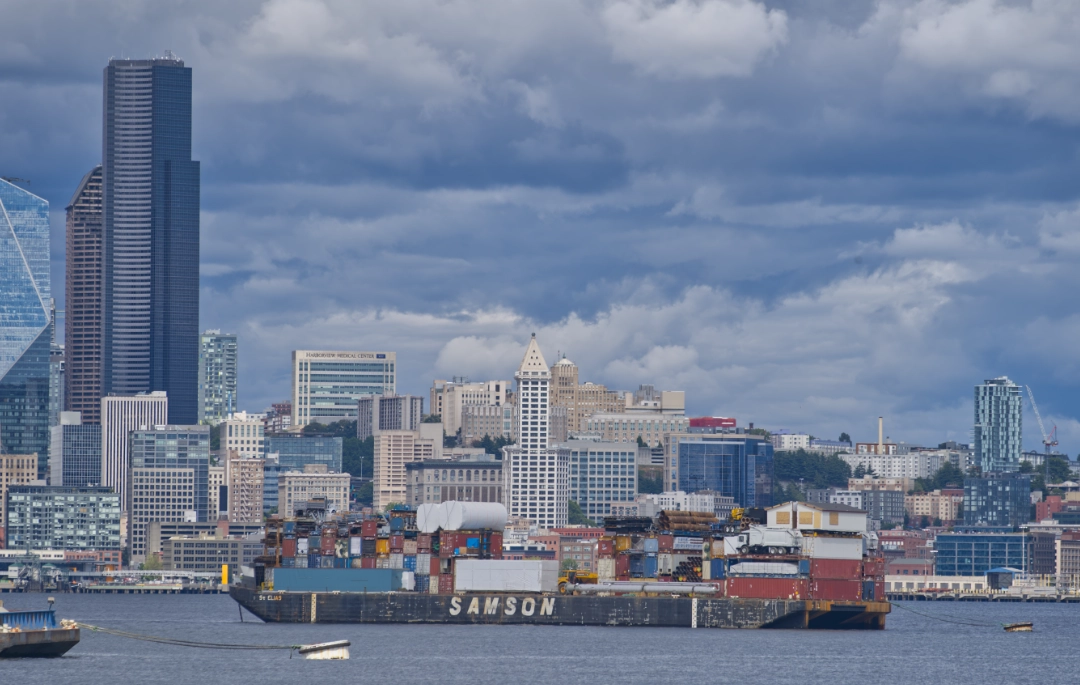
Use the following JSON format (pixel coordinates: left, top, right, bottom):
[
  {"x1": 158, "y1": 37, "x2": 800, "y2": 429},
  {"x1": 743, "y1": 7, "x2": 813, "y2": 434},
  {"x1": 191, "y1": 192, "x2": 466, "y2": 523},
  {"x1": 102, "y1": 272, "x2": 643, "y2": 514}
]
[{"x1": 602, "y1": 0, "x2": 788, "y2": 79}]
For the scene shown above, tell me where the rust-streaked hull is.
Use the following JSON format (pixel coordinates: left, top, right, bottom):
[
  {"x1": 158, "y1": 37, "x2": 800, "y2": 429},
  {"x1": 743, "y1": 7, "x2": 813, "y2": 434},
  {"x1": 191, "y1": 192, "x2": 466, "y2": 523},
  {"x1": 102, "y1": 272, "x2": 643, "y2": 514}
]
[{"x1": 0, "y1": 628, "x2": 80, "y2": 658}]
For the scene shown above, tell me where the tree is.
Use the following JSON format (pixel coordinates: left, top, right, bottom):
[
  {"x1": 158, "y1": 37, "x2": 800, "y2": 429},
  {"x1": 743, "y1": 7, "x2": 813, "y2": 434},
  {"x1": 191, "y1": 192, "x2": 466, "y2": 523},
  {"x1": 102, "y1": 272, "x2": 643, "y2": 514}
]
[
  {"x1": 560, "y1": 559, "x2": 579, "y2": 571},
  {"x1": 568, "y1": 500, "x2": 594, "y2": 526},
  {"x1": 342, "y1": 436, "x2": 373, "y2": 479},
  {"x1": 473, "y1": 434, "x2": 515, "y2": 456},
  {"x1": 773, "y1": 449, "x2": 852, "y2": 488},
  {"x1": 210, "y1": 423, "x2": 221, "y2": 451},
  {"x1": 638, "y1": 467, "x2": 663, "y2": 494},
  {"x1": 1019, "y1": 461, "x2": 1035, "y2": 474},
  {"x1": 636, "y1": 436, "x2": 647, "y2": 448},
  {"x1": 422, "y1": 414, "x2": 442, "y2": 423},
  {"x1": 141, "y1": 553, "x2": 163, "y2": 571},
  {"x1": 1046, "y1": 456, "x2": 1072, "y2": 484},
  {"x1": 853, "y1": 463, "x2": 867, "y2": 479},
  {"x1": 839, "y1": 432, "x2": 851, "y2": 444},
  {"x1": 355, "y1": 481, "x2": 373, "y2": 506},
  {"x1": 914, "y1": 462, "x2": 966, "y2": 492}
]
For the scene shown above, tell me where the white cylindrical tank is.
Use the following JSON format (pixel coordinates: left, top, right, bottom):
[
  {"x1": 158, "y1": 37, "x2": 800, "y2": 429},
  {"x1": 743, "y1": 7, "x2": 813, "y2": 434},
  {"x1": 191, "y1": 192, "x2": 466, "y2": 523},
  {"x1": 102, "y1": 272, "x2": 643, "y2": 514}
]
[
  {"x1": 417, "y1": 503, "x2": 440, "y2": 534},
  {"x1": 442, "y1": 501, "x2": 507, "y2": 531}
]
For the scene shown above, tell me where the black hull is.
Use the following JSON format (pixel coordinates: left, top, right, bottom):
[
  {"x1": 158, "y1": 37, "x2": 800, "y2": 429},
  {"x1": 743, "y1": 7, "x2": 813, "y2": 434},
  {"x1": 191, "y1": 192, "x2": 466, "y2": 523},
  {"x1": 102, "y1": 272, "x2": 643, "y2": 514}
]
[
  {"x1": 230, "y1": 585, "x2": 887, "y2": 629},
  {"x1": 0, "y1": 628, "x2": 80, "y2": 658}
]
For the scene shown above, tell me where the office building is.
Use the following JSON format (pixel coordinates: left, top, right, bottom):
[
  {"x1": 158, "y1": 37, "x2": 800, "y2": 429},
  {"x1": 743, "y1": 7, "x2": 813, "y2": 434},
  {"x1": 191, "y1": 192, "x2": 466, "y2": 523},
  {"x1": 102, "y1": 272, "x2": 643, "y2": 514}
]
[
  {"x1": 263, "y1": 434, "x2": 343, "y2": 472},
  {"x1": 839, "y1": 451, "x2": 947, "y2": 480},
  {"x1": 829, "y1": 490, "x2": 865, "y2": 510},
  {"x1": 461, "y1": 404, "x2": 513, "y2": 444},
  {"x1": 49, "y1": 342, "x2": 65, "y2": 428},
  {"x1": 101, "y1": 391, "x2": 169, "y2": 509},
  {"x1": 146, "y1": 520, "x2": 263, "y2": 560},
  {"x1": 556, "y1": 439, "x2": 637, "y2": 522},
  {"x1": 1, "y1": 454, "x2": 39, "y2": 535},
  {"x1": 847, "y1": 477, "x2": 913, "y2": 493},
  {"x1": 665, "y1": 432, "x2": 774, "y2": 508},
  {"x1": 49, "y1": 411, "x2": 102, "y2": 487},
  {"x1": 429, "y1": 379, "x2": 511, "y2": 435},
  {"x1": 226, "y1": 456, "x2": 264, "y2": 523},
  {"x1": 963, "y1": 472, "x2": 1031, "y2": 530},
  {"x1": 4, "y1": 485, "x2": 121, "y2": 551},
  {"x1": 291, "y1": 350, "x2": 395, "y2": 427},
  {"x1": 974, "y1": 377, "x2": 1023, "y2": 473},
  {"x1": 264, "y1": 401, "x2": 292, "y2": 433},
  {"x1": 1057, "y1": 532, "x2": 1080, "y2": 589},
  {"x1": 198, "y1": 331, "x2": 237, "y2": 424},
  {"x1": 357, "y1": 394, "x2": 423, "y2": 441},
  {"x1": 405, "y1": 454, "x2": 503, "y2": 508},
  {"x1": 64, "y1": 166, "x2": 104, "y2": 424},
  {"x1": 934, "y1": 532, "x2": 1027, "y2": 575},
  {"x1": 831, "y1": 489, "x2": 904, "y2": 526},
  {"x1": 278, "y1": 464, "x2": 350, "y2": 518},
  {"x1": 221, "y1": 411, "x2": 265, "y2": 458},
  {"x1": 127, "y1": 425, "x2": 210, "y2": 562},
  {"x1": 549, "y1": 357, "x2": 623, "y2": 433},
  {"x1": 102, "y1": 55, "x2": 199, "y2": 426},
  {"x1": 502, "y1": 336, "x2": 569, "y2": 529},
  {"x1": 0, "y1": 177, "x2": 52, "y2": 477},
  {"x1": 161, "y1": 533, "x2": 262, "y2": 575},
  {"x1": 584, "y1": 413, "x2": 690, "y2": 448},
  {"x1": 809, "y1": 439, "x2": 852, "y2": 455},
  {"x1": 373, "y1": 423, "x2": 443, "y2": 509}
]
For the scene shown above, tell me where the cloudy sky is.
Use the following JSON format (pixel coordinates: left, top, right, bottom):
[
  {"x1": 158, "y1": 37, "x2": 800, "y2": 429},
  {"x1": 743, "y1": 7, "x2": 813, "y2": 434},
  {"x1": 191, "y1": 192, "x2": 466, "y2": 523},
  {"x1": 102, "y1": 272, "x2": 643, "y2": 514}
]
[{"x1": 5, "y1": 0, "x2": 1080, "y2": 451}]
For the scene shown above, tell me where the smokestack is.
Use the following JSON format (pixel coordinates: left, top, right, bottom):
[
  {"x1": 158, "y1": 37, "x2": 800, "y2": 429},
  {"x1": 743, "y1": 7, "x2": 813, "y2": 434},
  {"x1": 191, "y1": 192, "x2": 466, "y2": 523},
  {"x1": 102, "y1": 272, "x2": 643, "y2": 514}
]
[{"x1": 878, "y1": 416, "x2": 884, "y2": 455}]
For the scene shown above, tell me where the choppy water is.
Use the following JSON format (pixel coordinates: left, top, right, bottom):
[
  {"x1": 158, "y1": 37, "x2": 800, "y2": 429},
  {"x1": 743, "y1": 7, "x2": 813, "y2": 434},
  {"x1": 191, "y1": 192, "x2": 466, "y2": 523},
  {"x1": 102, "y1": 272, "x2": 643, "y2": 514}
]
[{"x1": 2, "y1": 593, "x2": 1078, "y2": 684}]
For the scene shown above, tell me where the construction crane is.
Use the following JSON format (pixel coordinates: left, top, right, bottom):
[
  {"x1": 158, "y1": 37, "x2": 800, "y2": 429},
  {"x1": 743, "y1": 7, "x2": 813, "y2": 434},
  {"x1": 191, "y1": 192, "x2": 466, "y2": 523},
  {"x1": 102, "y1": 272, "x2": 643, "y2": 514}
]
[{"x1": 1026, "y1": 385, "x2": 1058, "y2": 455}]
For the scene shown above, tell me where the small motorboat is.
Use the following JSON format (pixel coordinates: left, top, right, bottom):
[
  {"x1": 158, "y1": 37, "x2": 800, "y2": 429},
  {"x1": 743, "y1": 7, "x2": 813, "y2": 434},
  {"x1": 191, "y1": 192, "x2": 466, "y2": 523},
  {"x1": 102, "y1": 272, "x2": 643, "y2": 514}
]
[{"x1": 1003, "y1": 622, "x2": 1033, "y2": 632}]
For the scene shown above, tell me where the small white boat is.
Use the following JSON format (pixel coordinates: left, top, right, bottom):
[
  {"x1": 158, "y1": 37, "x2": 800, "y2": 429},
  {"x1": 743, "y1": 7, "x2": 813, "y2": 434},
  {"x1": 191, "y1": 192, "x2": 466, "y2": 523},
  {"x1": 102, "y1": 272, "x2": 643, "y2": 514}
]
[{"x1": 297, "y1": 640, "x2": 351, "y2": 659}]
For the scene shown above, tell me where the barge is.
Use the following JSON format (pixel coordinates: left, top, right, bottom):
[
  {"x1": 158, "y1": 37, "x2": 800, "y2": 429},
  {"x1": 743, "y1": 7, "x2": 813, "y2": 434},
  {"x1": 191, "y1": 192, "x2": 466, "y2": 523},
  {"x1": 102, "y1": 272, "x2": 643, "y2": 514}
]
[
  {"x1": 0, "y1": 601, "x2": 80, "y2": 658},
  {"x1": 230, "y1": 500, "x2": 889, "y2": 630}
]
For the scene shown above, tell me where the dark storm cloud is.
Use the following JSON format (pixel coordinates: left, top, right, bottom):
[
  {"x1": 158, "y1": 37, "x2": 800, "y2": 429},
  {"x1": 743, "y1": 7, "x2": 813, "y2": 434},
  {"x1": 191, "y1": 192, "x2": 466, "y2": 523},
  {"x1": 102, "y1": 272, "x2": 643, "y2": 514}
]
[{"x1": 4, "y1": 0, "x2": 1080, "y2": 450}]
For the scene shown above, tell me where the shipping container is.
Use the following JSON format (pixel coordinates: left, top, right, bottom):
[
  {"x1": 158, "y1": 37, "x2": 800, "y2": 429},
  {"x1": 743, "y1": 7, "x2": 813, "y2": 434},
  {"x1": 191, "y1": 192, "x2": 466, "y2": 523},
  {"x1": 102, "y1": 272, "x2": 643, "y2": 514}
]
[
  {"x1": 333, "y1": 557, "x2": 347, "y2": 568},
  {"x1": 629, "y1": 555, "x2": 645, "y2": 577},
  {"x1": 403, "y1": 539, "x2": 418, "y2": 555},
  {"x1": 800, "y1": 535, "x2": 863, "y2": 560},
  {"x1": 430, "y1": 555, "x2": 442, "y2": 576},
  {"x1": 725, "y1": 577, "x2": 808, "y2": 600},
  {"x1": 297, "y1": 538, "x2": 310, "y2": 555},
  {"x1": 320, "y1": 533, "x2": 336, "y2": 555},
  {"x1": 335, "y1": 539, "x2": 348, "y2": 559},
  {"x1": 320, "y1": 556, "x2": 335, "y2": 569},
  {"x1": 390, "y1": 553, "x2": 404, "y2": 569},
  {"x1": 390, "y1": 534, "x2": 405, "y2": 551},
  {"x1": 361, "y1": 520, "x2": 378, "y2": 538},
  {"x1": 439, "y1": 574, "x2": 455, "y2": 594},
  {"x1": 453, "y1": 560, "x2": 560, "y2": 593},
  {"x1": 361, "y1": 557, "x2": 376, "y2": 569},
  {"x1": 658, "y1": 554, "x2": 674, "y2": 575},
  {"x1": 598, "y1": 539, "x2": 614, "y2": 557},
  {"x1": 810, "y1": 558, "x2": 863, "y2": 580},
  {"x1": 659, "y1": 534, "x2": 674, "y2": 553},
  {"x1": 362, "y1": 539, "x2": 377, "y2": 556},
  {"x1": 710, "y1": 559, "x2": 725, "y2": 580},
  {"x1": 430, "y1": 574, "x2": 441, "y2": 594},
  {"x1": 349, "y1": 537, "x2": 363, "y2": 557},
  {"x1": 284, "y1": 521, "x2": 296, "y2": 535},
  {"x1": 404, "y1": 555, "x2": 417, "y2": 572},
  {"x1": 710, "y1": 540, "x2": 724, "y2": 557},
  {"x1": 390, "y1": 517, "x2": 405, "y2": 532},
  {"x1": 416, "y1": 575, "x2": 430, "y2": 594},
  {"x1": 862, "y1": 558, "x2": 886, "y2": 578},
  {"x1": 874, "y1": 580, "x2": 885, "y2": 601},
  {"x1": 350, "y1": 558, "x2": 364, "y2": 569},
  {"x1": 728, "y1": 561, "x2": 801, "y2": 576},
  {"x1": 616, "y1": 555, "x2": 630, "y2": 576},
  {"x1": 810, "y1": 579, "x2": 863, "y2": 601},
  {"x1": 418, "y1": 534, "x2": 433, "y2": 552},
  {"x1": 416, "y1": 553, "x2": 431, "y2": 575},
  {"x1": 272, "y1": 568, "x2": 404, "y2": 592},
  {"x1": 597, "y1": 558, "x2": 616, "y2": 580},
  {"x1": 376, "y1": 539, "x2": 390, "y2": 555},
  {"x1": 376, "y1": 557, "x2": 390, "y2": 569},
  {"x1": 615, "y1": 536, "x2": 632, "y2": 552},
  {"x1": 294, "y1": 554, "x2": 308, "y2": 569},
  {"x1": 308, "y1": 554, "x2": 320, "y2": 569},
  {"x1": 644, "y1": 538, "x2": 659, "y2": 553},
  {"x1": 487, "y1": 532, "x2": 503, "y2": 558},
  {"x1": 280, "y1": 556, "x2": 295, "y2": 568},
  {"x1": 672, "y1": 536, "x2": 704, "y2": 551},
  {"x1": 645, "y1": 555, "x2": 658, "y2": 578},
  {"x1": 282, "y1": 538, "x2": 297, "y2": 558}
]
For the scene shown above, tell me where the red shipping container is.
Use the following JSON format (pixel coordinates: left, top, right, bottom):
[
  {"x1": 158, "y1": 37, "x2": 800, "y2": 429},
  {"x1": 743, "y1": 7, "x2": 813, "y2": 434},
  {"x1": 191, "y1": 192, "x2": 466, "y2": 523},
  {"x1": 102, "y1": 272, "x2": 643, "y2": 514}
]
[
  {"x1": 810, "y1": 558, "x2": 862, "y2": 580},
  {"x1": 862, "y1": 558, "x2": 885, "y2": 578},
  {"x1": 598, "y1": 539, "x2": 614, "y2": 556},
  {"x1": 874, "y1": 581, "x2": 885, "y2": 601},
  {"x1": 430, "y1": 556, "x2": 442, "y2": 576},
  {"x1": 282, "y1": 538, "x2": 297, "y2": 558},
  {"x1": 725, "y1": 577, "x2": 808, "y2": 600},
  {"x1": 439, "y1": 575, "x2": 454, "y2": 594},
  {"x1": 810, "y1": 579, "x2": 863, "y2": 601},
  {"x1": 616, "y1": 555, "x2": 630, "y2": 576},
  {"x1": 487, "y1": 532, "x2": 503, "y2": 557},
  {"x1": 320, "y1": 533, "x2": 336, "y2": 555},
  {"x1": 361, "y1": 520, "x2": 378, "y2": 538},
  {"x1": 390, "y1": 534, "x2": 404, "y2": 550},
  {"x1": 418, "y1": 534, "x2": 432, "y2": 552},
  {"x1": 658, "y1": 534, "x2": 674, "y2": 553},
  {"x1": 361, "y1": 557, "x2": 376, "y2": 569}
]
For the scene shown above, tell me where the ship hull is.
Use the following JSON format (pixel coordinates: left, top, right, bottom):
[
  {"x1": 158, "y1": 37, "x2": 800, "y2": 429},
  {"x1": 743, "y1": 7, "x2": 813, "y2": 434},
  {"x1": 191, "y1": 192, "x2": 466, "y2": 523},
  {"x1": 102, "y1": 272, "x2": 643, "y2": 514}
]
[
  {"x1": 0, "y1": 628, "x2": 80, "y2": 658},
  {"x1": 230, "y1": 585, "x2": 887, "y2": 629}
]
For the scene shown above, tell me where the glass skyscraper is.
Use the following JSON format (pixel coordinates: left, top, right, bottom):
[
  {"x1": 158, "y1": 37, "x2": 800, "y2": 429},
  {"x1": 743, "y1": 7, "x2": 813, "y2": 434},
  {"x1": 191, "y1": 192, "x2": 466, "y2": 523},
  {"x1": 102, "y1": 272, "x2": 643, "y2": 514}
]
[
  {"x1": 675, "y1": 435, "x2": 774, "y2": 508},
  {"x1": 49, "y1": 412, "x2": 103, "y2": 487},
  {"x1": 974, "y1": 377, "x2": 1022, "y2": 473},
  {"x1": 0, "y1": 178, "x2": 52, "y2": 477},
  {"x1": 103, "y1": 54, "x2": 200, "y2": 426}
]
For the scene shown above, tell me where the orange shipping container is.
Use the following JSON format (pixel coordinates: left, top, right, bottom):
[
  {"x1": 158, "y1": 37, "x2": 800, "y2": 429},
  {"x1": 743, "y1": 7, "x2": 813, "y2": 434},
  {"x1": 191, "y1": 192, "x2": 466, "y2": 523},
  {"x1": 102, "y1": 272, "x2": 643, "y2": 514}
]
[{"x1": 376, "y1": 539, "x2": 390, "y2": 555}]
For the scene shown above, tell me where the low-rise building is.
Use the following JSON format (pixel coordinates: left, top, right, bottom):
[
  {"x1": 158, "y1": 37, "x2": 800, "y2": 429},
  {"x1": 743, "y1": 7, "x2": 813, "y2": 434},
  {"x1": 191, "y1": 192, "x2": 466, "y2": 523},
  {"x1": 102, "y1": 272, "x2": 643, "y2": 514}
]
[
  {"x1": 884, "y1": 574, "x2": 988, "y2": 593},
  {"x1": 161, "y1": 533, "x2": 262, "y2": 576},
  {"x1": 829, "y1": 490, "x2": 864, "y2": 510},
  {"x1": 221, "y1": 411, "x2": 266, "y2": 458},
  {"x1": 146, "y1": 521, "x2": 264, "y2": 560},
  {"x1": 934, "y1": 532, "x2": 1027, "y2": 575},
  {"x1": 878, "y1": 529, "x2": 933, "y2": 562},
  {"x1": 1056, "y1": 531, "x2": 1080, "y2": 589},
  {"x1": 0, "y1": 454, "x2": 39, "y2": 539},
  {"x1": 809, "y1": 439, "x2": 852, "y2": 456},
  {"x1": 905, "y1": 489, "x2": 963, "y2": 524},
  {"x1": 770, "y1": 432, "x2": 810, "y2": 451},
  {"x1": 847, "y1": 477, "x2": 912, "y2": 492},
  {"x1": 643, "y1": 490, "x2": 717, "y2": 514},
  {"x1": 841, "y1": 451, "x2": 946, "y2": 480},
  {"x1": 887, "y1": 559, "x2": 934, "y2": 576},
  {"x1": 278, "y1": 464, "x2": 350, "y2": 517}
]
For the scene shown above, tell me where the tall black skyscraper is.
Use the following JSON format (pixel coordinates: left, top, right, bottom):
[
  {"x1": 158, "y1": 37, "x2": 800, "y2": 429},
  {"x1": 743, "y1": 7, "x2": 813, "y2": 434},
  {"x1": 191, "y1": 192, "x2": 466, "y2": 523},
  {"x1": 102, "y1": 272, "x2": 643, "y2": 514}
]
[{"x1": 102, "y1": 53, "x2": 199, "y2": 424}]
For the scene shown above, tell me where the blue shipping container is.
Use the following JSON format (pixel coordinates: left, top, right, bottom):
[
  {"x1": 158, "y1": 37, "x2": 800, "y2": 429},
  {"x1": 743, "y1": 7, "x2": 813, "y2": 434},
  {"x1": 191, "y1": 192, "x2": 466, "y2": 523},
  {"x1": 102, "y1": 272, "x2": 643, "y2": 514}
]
[
  {"x1": 390, "y1": 518, "x2": 405, "y2": 532},
  {"x1": 645, "y1": 555, "x2": 658, "y2": 577},
  {"x1": 333, "y1": 557, "x2": 348, "y2": 568},
  {"x1": 798, "y1": 559, "x2": 811, "y2": 574},
  {"x1": 309, "y1": 554, "x2": 320, "y2": 569},
  {"x1": 711, "y1": 559, "x2": 725, "y2": 579},
  {"x1": 403, "y1": 555, "x2": 417, "y2": 571},
  {"x1": 644, "y1": 538, "x2": 659, "y2": 553},
  {"x1": 272, "y1": 568, "x2": 404, "y2": 593},
  {"x1": 416, "y1": 575, "x2": 430, "y2": 593},
  {"x1": 284, "y1": 521, "x2": 296, "y2": 535},
  {"x1": 629, "y1": 555, "x2": 645, "y2": 576}
]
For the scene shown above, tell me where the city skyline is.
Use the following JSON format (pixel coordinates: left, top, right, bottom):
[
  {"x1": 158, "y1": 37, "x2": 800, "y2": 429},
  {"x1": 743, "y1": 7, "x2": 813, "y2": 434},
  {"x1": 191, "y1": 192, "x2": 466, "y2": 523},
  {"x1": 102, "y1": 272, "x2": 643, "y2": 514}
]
[{"x1": 2, "y1": 3, "x2": 1079, "y2": 453}]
